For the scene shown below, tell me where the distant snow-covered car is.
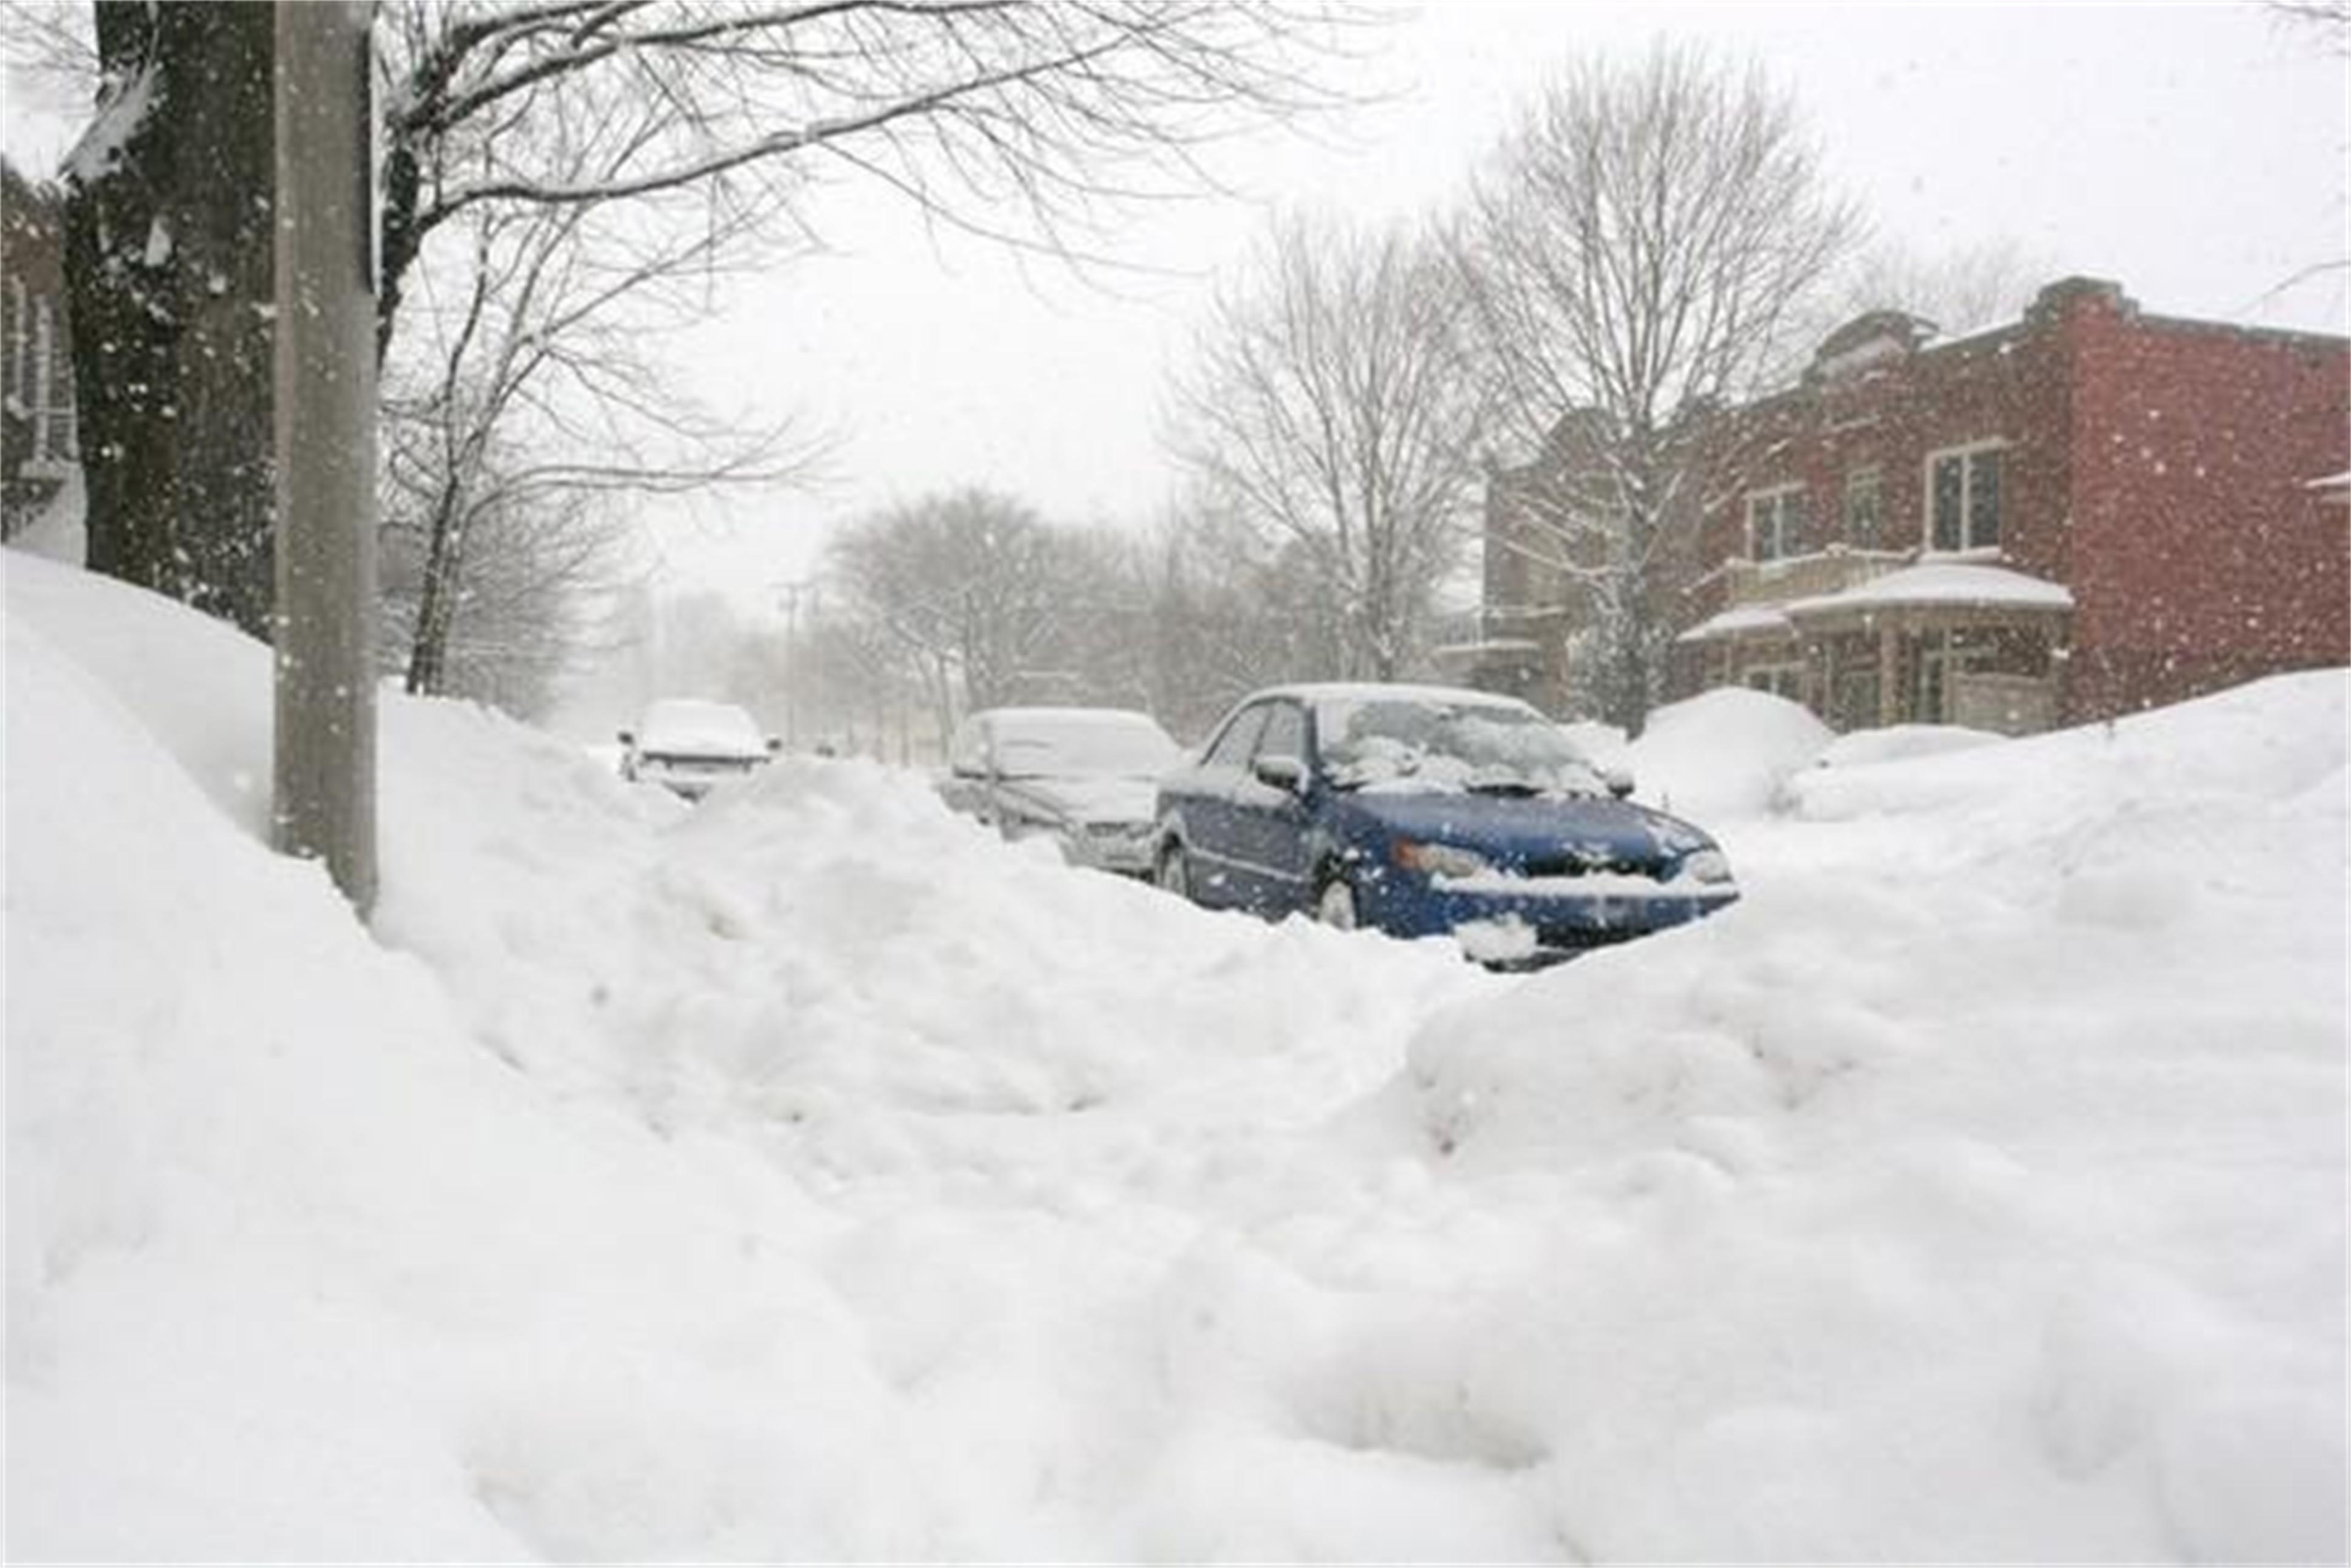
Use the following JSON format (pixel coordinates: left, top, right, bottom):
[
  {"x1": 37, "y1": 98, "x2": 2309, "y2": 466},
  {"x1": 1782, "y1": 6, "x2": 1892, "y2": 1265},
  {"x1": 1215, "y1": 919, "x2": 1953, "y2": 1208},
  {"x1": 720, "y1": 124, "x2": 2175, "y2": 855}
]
[
  {"x1": 619, "y1": 699, "x2": 779, "y2": 800},
  {"x1": 940, "y1": 706, "x2": 1184, "y2": 876},
  {"x1": 1152, "y1": 683, "x2": 1739, "y2": 966}
]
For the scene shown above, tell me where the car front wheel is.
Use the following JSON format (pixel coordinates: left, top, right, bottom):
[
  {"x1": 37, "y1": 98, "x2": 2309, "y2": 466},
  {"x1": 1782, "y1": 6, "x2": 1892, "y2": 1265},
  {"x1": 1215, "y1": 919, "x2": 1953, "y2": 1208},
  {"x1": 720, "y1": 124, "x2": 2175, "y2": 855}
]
[
  {"x1": 1156, "y1": 842, "x2": 1193, "y2": 902},
  {"x1": 1315, "y1": 876, "x2": 1358, "y2": 931}
]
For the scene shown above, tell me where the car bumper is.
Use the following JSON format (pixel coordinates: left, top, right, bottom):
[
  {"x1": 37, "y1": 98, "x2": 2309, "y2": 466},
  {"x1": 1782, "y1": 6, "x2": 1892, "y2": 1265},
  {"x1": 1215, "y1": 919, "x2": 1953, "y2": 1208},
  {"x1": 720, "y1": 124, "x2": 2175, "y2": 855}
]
[
  {"x1": 1363, "y1": 877, "x2": 1740, "y2": 958},
  {"x1": 1062, "y1": 825, "x2": 1159, "y2": 876},
  {"x1": 636, "y1": 763, "x2": 765, "y2": 800}
]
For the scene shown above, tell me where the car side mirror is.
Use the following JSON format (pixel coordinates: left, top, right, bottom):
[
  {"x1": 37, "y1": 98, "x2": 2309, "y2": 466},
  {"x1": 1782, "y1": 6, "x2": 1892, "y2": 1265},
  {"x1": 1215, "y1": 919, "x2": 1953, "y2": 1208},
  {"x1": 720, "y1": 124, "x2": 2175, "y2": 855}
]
[
  {"x1": 616, "y1": 729, "x2": 635, "y2": 747},
  {"x1": 766, "y1": 737, "x2": 783, "y2": 754},
  {"x1": 1603, "y1": 765, "x2": 1635, "y2": 799},
  {"x1": 1252, "y1": 754, "x2": 1307, "y2": 793}
]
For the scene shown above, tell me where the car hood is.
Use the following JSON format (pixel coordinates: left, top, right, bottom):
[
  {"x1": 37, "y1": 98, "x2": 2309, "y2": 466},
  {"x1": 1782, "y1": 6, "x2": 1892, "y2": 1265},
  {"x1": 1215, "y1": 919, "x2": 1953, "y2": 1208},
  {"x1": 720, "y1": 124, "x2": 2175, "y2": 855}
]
[
  {"x1": 999, "y1": 774, "x2": 1159, "y2": 827},
  {"x1": 1338, "y1": 789, "x2": 1715, "y2": 868}
]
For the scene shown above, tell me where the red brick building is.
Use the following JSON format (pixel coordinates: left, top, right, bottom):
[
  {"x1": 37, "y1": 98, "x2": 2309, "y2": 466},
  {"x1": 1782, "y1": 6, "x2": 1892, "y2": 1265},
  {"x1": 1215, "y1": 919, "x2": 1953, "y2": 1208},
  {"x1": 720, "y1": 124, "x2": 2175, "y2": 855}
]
[{"x1": 1467, "y1": 278, "x2": 2349, "y2": 734}]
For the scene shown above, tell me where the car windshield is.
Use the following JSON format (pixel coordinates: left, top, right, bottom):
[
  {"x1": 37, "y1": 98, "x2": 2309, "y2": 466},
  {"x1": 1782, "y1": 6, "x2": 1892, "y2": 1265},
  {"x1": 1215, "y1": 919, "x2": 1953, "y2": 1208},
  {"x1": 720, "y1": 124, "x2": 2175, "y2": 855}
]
[
  {"x1": 1315, "y1": 697, "x2": 1607, "y2": 797},
  {"x1": 992, "y1": 714, "x2": 1181, "y2": 779}
]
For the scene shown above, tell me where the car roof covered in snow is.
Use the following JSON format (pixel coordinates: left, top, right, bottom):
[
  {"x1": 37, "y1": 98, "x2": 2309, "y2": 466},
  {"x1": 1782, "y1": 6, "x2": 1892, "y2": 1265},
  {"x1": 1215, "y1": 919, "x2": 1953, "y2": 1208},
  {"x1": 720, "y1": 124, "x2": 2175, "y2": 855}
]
[
  {"x1": 975, "y1": 706, "x2": 1169, "y2": 731},
  {"x1": 1233, "y1": 682, "x2": 1546, "y2": 716},
  {"x1": 635, "y1": 699, "x2": 766, "y2": 756}
]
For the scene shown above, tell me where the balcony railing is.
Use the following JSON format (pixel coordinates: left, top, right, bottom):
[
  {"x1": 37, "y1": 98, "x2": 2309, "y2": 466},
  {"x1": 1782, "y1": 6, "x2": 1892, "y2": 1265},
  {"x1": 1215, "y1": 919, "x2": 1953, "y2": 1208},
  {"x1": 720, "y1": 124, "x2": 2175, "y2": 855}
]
[{"x1": 1720, "y1": 547, "x2": 1911, "y2": 609}]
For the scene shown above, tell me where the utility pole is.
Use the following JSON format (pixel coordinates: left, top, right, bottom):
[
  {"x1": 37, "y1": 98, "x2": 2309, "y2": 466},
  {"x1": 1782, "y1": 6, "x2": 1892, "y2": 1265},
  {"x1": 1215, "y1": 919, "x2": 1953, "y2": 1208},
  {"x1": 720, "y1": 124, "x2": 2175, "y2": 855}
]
[
  {"x1": 270, "y1": 0, "x2": 378, "y2": 914},
  {"x1": 777, "y1": 578, "x2": 815, "y2": 749}
]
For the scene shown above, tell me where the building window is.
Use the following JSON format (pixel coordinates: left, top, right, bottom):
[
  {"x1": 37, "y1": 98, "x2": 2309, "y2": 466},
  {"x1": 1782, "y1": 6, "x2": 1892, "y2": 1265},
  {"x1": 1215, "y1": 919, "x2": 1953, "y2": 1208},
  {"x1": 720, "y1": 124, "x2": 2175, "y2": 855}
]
[
  {"x1": 5, "y1": 276, "x2": 26, "y2": 407},
  {"x1": 1746, "y1": 485, "x2": 1805, "y2": 562},
  {"x1": 30, "y1": 297, "x2": 54, "y2": 460},
  {"x1": 1907, "y1": 629, "x2": 2000, "y2": 723},
  {"x1": 1745, "y1": 662, "x2": 1803, "y2": 700},
  {"x1": 1843, "y1": 467, "x2": 1882, "y2": 548},
  {"x1": 1927, "y1": 443, "x2": 2004, "y2": 552}
]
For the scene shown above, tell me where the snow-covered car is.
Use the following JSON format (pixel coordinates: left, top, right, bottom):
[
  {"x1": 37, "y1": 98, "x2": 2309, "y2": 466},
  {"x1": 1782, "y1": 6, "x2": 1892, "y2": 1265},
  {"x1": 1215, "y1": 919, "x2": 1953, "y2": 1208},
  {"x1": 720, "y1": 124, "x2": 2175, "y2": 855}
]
[
  {"x1": 618, "y1": 699, "x2": 779, "y2": 801},
  {"x1": 1152, "y1": 683, "x2": 1739, "y2": 965},
  {"x1": 939, "y1": 706, "x2": 1184, "y2": 876}
]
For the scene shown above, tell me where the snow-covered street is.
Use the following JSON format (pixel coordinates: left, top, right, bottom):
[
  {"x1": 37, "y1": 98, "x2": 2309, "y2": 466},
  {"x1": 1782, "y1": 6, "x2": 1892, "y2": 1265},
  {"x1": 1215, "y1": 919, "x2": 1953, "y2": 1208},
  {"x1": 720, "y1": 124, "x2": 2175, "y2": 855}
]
[{"x1": 7, "y1": 549, "x2": 2346, "y2": 1562}]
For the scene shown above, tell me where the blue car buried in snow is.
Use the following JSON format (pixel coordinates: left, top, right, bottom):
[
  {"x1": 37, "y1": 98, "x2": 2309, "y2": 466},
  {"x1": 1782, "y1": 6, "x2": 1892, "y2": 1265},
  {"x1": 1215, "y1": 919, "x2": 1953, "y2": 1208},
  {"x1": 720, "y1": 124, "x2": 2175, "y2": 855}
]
[{"x1": 1151, "y1": 683, "x2": 1739, "y2": 966}]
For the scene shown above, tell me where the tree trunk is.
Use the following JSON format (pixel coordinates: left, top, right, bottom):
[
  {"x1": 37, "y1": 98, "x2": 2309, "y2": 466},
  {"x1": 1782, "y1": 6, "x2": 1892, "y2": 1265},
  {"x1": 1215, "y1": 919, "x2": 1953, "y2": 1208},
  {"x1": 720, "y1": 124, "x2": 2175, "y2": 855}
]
[
  {"x1": 404, "y1": 487, "x2": 468, "y2": 694},
  {"x1": 64, "y1": 1, "x2": 277, "y2": 640}
]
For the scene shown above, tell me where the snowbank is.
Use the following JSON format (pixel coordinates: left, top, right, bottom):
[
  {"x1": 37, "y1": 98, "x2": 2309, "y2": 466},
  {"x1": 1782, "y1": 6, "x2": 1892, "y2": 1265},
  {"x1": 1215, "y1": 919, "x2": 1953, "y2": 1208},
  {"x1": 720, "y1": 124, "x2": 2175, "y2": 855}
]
[
  {"x1": 5, "y1": 549, "x2": 2344, "y2": 1561},
  {"x1": 1401, "y1": 674, "x2": 2347, "y2": 1561},
  {"x1": 1624, "y1": 685, "x2": 1836, "y2": 820}
]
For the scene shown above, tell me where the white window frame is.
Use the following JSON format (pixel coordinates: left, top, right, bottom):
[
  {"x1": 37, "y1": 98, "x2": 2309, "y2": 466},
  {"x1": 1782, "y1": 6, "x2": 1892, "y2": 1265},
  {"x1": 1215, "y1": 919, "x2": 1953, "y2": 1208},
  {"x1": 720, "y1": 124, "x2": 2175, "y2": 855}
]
[
  {"x1": 5, "y1": 276, "x2": 27, "y2": 408},
  {"x1": 1842, "y1": 465, "x2": 1882, "y2": 547},
  {"x1": 30, "y1": 297, "x2": 55, "y2": 460},
  {"x1": 1922, "y1": 439, "x2": 2008, "y2": 554},
  {"x1": 1908, "y1": 629, "x2": 1999, "y2": 723},
  {"x1": 1743, "y1": 660, "x2": 1804, "y2": 700},
  {"x1": 1745, "y1": 484, "x2": 1805, "y2": 563}
]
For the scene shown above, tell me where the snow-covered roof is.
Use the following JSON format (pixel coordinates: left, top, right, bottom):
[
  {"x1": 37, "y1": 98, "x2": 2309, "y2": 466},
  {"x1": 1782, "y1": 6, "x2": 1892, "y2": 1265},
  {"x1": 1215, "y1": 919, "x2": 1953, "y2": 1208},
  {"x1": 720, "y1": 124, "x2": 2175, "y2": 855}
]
[
  {"x1": 1429, "y1": 638, "x2": 1543, "y2": 657},
  {"x1": 1788, "y1": 563, "x2": 2073, "y2": 618},
  {"x1": 1675, "y1": 605, "x2": 1795, "y2": 643}
]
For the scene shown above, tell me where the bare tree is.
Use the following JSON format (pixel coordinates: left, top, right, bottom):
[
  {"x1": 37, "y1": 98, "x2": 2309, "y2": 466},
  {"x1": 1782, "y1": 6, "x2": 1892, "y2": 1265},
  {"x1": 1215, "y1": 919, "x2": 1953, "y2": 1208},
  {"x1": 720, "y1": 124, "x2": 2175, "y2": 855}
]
[
  {"x1": 1834, "y1": 238, "x2": 2044, "y2": 338},
  {"x1": 1453, "y1": 43, "x2": 1861, "y2": 731},
  {"x1": 379, "y1": 461, "x2": 639, "y2": 718},
  {"x1": 375, "y1": 1, "x2": 1378, "y2": 357},
  {"x1": 51, "y1": 0, "x2": 1375, "y2": 645},
  {"x1": 1171, "y1": 211, "x2": 1487, "y2": 680},
  {"x1": 2253, "y1": 2, "x2": 2350, "y2": 306},
  {"x1": 788, "y1": 603, "x2": 928, "y2": 760},
  {"x1": 378, "y1": 76, "x2": 819, "y2": 700},
  {"x1": 2262, "y1": 1, "x2": 2351, "y2": 53},
  {"x1": 827, "y1": 487, "x2": 1075, "y2": 734}
]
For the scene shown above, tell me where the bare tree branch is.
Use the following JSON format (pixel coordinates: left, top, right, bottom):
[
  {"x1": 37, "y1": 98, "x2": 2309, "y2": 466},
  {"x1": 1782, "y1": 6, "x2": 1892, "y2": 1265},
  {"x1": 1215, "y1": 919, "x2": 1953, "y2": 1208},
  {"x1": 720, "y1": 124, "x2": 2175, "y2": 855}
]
[
  {"x1": 1452, "y1": 42, "x2": 1860, "y2": 729},
  {"x1": 1170, "y1": 210, "x2": 1489, "y2": 680},
  {"x1": 375, "y1": 0, "x2": 1383, "y2": 354}
]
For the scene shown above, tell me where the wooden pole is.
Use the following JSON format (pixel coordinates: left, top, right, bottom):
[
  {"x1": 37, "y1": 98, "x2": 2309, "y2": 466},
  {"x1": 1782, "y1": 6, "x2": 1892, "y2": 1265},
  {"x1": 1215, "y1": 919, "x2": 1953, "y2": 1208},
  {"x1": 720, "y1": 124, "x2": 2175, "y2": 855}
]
[{"x1": 270, "y1": 0, "x2": 378, "y2": 915}]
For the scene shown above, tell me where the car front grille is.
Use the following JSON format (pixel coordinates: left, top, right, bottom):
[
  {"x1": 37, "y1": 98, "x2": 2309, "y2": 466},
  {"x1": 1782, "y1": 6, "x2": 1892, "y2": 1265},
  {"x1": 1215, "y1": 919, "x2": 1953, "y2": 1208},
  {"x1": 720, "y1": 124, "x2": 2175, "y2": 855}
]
[
  {"x1": 1534, "y1": 923, "x2": 1646, "y2": 952},
  {"x1": 1520, "y1": 853, "x2": 1663, "y2": 880}
]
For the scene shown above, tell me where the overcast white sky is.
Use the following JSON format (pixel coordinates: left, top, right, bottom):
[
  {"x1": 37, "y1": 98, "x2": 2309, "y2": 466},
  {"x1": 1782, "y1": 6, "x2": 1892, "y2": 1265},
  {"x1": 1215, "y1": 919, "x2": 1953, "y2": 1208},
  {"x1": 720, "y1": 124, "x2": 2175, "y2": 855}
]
[
  {"x1": 5, "y1": 2, "x2": 2346, "y2": 611},
  {"x1": 647, "y1": 0, "x2": 2349, "y2": 605}
]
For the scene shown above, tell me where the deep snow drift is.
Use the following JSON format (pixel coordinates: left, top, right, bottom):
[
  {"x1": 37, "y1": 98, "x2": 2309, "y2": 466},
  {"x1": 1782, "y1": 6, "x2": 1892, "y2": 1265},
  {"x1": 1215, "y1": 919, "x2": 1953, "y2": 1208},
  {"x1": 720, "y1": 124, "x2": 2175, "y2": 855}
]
[{"x1": 5, "y1": 549, "x2": 2345, "y2": 1562}]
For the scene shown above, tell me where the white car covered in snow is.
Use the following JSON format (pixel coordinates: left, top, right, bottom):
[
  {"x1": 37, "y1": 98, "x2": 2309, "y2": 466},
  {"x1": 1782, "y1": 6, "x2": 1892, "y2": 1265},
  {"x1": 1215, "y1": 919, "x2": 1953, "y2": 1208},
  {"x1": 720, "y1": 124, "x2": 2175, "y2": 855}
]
[
  {"x1": 939, "y1": 706, "x2": 1184, "y2": 876},
  {"x1": 618, "y1": 699, "x2": 779, "y2": 800}
]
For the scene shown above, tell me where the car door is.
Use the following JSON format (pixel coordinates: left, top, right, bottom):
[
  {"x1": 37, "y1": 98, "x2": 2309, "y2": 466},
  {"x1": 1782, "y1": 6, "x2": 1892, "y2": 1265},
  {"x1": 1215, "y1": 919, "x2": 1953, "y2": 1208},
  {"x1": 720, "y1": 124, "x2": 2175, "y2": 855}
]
[
  {"x1": 1224, "y1": 698, "x2": 1316, "y2": 915},
  {"x1": 1173, "y1": 700, "x2": 1269, "y2": 908},
  {"x1": 939, "y1": 714, "x2": 996, "y2": 822}
]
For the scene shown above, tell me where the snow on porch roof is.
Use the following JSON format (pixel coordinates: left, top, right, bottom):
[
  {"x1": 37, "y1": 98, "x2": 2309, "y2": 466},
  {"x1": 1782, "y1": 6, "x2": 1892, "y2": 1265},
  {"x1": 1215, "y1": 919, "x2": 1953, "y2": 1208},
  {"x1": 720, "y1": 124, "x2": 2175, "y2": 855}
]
[
  {"x1": 1787, "y1": 562, "x2": 2074, "y2": 618},
  {"x1": 1677, "y1": 562, "x2": 2073, "y2": 644},
  {"x1": 1675, "y1": 604, "x2": 1794, "y2": 643}
]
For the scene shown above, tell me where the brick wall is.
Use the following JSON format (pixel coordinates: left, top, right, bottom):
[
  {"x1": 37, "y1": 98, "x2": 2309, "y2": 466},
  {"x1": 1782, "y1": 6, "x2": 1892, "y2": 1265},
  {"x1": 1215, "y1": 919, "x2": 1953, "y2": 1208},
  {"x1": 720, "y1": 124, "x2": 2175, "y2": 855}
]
[
  {"x1": 2054, "y1": 285, "x2": 2350, "y2": 719},
  {"x1": 1673, "y1": 278, "x2": 2347, "y2": 722},
  {"x1": 1692, "y1": 310, "x2": 2074, "y2": 586}
]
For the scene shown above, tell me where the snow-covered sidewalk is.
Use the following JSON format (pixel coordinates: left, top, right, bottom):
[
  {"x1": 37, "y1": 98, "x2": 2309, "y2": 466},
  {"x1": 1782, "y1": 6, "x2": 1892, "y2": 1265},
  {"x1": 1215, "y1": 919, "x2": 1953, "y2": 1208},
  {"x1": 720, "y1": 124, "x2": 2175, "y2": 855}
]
[{"x1": 6, "y1": 551, "x2": 2344, "y2": 1561}]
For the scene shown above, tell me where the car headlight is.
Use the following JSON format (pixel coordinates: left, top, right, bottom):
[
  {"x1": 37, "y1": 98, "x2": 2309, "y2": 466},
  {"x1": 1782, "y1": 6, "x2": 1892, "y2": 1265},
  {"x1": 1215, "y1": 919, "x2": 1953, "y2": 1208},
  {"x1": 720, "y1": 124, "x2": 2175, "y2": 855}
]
[
  {"x1": 1678, "y1": 848, "x2": 1734, "y2": 885},
  {"x1": 1392, "y1": 839, "x2": 1492, "y2": 879}
]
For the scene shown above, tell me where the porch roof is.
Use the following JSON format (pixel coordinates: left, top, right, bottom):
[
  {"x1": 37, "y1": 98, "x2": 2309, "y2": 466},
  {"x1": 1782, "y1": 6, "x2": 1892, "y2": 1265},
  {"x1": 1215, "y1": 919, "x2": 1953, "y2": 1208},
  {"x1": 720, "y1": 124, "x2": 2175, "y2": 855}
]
[
  {"x1": 1786, "y1": 562, "x2": 2074, "y2": 618},
  {"x1": 1677, "y1": 561, "x2": 2073, "y2": 645}
]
